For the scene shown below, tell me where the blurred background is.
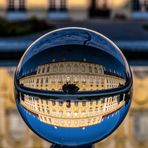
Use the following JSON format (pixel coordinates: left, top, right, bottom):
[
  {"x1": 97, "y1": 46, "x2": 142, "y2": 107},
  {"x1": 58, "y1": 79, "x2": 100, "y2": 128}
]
[{"x1": 0, "y1": 0, "x2": 148, "y2": 148}]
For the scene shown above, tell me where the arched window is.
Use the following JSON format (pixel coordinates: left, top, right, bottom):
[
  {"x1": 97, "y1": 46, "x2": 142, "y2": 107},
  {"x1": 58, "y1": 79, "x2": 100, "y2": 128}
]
[
  {"x1": 74, "y1": 64, "x2": 78, "y2": 72},
  {"x1": 81, "y1": 65, "x2": 85, "y2": 72},
  {"x1": 38, "y1": 68, "x2": 40, "y2": 74},
  {"x1": 89, "y1": 66, "x2": 92, "y2": 73},
  {"x1": 45, "y1": 77, "x2": 48, "y2": 83},
  {"x1": 42, "y1": 67, "x2": 45, "y2": 73},
  {"x1": 59, "y1": 64, "x2": 64, "y2": 72},
  {"x1": 82, "y1": 101, "x2": 86, "y2": 106},
  {"x1": 53, "y1": 66, "x2": 58, "y2": 72},
  {"x1": 95, "y1": 67, "x2": 98, "y2": 73},
  {"x1": 47, "y1": 66, "x2": 50, "y2": 72},
  {"x1": 66, "y1": 64, "x2": 71, "y2": 72},
  {"x1": 40, "y1": 78, "x2": 43, "y2": 84}
]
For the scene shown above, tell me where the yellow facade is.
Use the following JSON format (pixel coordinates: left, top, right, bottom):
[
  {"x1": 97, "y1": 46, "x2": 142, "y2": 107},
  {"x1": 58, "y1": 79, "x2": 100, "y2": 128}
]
[
  {"x1": 20, "y1": 61, "x2": 125, "y2": 91},
  {"x1": 20, "y1": 94, "x2": 125, "y2": 128},
  {"x1": 0, "y1": 67, "x2": 148, "y2": 148}
]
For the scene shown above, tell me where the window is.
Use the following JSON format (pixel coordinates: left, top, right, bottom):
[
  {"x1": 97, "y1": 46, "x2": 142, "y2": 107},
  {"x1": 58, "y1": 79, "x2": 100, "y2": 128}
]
[
  {"x1": 59, "y1": 101, "x2": 63, "y2": 106},
  {"x1": 52, "y1": 100, "x2": 56, "y2": 106},
  {"x1": 45, "y1": 77, "x2": 48, "y2": 83},
  {"x1": 36, "y1": 79, "x2": 39, "y2": 83},
  {"x1": 47, "y1": 66, "x2": 50, "y2": 72},
  {"x1": 74, "y1": 101, "x2": 78, "y2": 106},
  {"x1": 59, "y1": 64, "x2": 64, "y2": 71},
  {"x1": 42, "y1": 67, "x2": 45, "y2": 73},
  {"x1": 38, "y1": 68, "x2": 40, "y2": 74},
  {"x1": 53, "y1": 66, "x2": 58, "y2": 72},
  {"x1": 74, "y1": 64, "x2": 78, "y2": 72},
  {"x1": 81, "y1": 65, "x2": 85, "y2": 72},
  {"x1": 95, "y1": 67, "x2": 98, "y2": 73},
  {"x1": 66, "y1": 111, "x2": 71, "y2": 117},
  {"x1": 47, "y1": 110, "x2": 50, "y2": 114},
  {"x1": 66, "y1": 64, "x2": 71, "y2": 71},
  {"x1": 74, "y1": 112, "x2": 78, "y2": 116},
  {"x1": 89, "y1": 66, "x2": 92, "y2": 73},
  {"x1": 66, "y1": 100, "x2": 71, "y2": 108},
  {"x1": 41, "y1": 78, "x2": 43, "y2": 84},
  {"x1": 59, "y1": 111, "x2": 63, "y2": 116},
  {"x1": 90, "y1": 100, "x2": 93, "y2": 106}
]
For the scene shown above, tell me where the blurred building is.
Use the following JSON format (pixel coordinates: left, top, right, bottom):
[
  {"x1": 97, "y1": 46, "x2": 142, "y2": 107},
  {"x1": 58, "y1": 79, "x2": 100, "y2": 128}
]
[
  {"x1": 0, "y1": 0, "x2": 148, "y2": 20},
  {"x1": 0, "y1": 67, "x2": 148, "y2": 148}
]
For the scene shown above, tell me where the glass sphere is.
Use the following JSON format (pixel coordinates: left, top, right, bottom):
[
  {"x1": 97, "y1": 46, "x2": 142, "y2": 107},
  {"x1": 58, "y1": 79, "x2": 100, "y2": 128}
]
[{"x1": 14, "y1": 27, "x2": 132, "y2": 147}]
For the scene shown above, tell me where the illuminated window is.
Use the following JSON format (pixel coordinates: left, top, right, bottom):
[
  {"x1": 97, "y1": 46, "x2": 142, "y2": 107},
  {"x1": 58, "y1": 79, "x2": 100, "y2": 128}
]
[
  {"x1": 74, "y1": 120, "x2": 78, "y2": 125},
  {"x1": 59, "y1": 111, "x2": 63, "y2": 116},
  {"x1": 66, "y1": 111, "x2": 71, "y2": 117},
  {"x1": 67, "y1": 120, "x2": 71, "y2": 125},
  {"x1": 74, "y1": 112, "x2": 78, "y2": 116},
  {"x1": 82, "y1": 111, "x2": 85, "y2": 116}
]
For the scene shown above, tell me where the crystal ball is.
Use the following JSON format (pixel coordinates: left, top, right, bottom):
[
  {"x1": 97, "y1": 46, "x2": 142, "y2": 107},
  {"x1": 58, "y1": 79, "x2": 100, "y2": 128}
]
[{"x1": 14, "y1": 27, "x2": 132, "y2": 147}]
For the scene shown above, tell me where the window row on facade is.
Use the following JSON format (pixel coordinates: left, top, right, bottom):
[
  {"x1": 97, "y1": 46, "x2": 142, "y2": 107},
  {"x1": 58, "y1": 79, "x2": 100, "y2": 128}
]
[
  {"x1": 20, "y1": 73, "x2": 125, "y2": 91},
  {"x1": 37, "y1": 62, "x2": 104, "y2": 75},
  {"x1": 39, "y1": 115, "x2": 102, "y2": 128}
]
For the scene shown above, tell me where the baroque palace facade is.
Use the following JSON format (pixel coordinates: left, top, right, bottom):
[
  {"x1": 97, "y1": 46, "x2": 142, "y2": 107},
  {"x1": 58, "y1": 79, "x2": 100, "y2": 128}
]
[
  {"x1": 0, "y1": 67, "x2": 148, "y2": 148},
  {"x1": 20, "y1": 61, "x2": 125, "y2": 91},
  {"x1": 0, "y1": 0, "x2": 148, "y2": 20},
  {"x1": 19, "y1": 61, "x2": 126, "y2": 128}
]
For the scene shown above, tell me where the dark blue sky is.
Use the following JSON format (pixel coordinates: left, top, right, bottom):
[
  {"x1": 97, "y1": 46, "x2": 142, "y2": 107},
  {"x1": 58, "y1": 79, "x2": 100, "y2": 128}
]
[{"x1": 19, "y1": 44, "x2": 126, "y2": 78}]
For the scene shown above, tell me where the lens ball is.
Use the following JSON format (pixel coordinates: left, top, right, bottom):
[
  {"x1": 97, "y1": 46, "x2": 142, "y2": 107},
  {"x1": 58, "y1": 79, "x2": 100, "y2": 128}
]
[{"x1": 14, "y1": 27, "x2": 133, "y2": 147}]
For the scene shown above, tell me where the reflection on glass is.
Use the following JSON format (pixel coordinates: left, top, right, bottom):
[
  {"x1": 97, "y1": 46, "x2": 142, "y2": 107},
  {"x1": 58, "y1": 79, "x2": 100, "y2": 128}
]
[{"x1": 14, "y1": 27, "x2": 132, "y2": 147}]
